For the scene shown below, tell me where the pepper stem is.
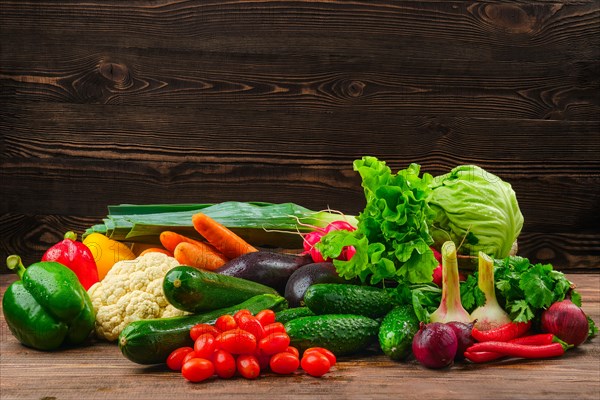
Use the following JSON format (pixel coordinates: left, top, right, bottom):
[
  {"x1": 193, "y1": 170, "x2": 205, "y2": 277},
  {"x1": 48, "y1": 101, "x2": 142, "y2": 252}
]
[
  {"x1": 64, "y1": 231, "x2": 78, "y2": 241},
  {"x1": 6, "y1": 255, "x2": 26, "y2": 279}
]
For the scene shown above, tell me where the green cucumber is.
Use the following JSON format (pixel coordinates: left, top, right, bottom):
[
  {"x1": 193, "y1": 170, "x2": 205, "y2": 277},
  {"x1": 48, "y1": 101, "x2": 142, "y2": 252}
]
[
  {"x1": 304, "y1": 283, "x2": 395, "y2": 319},
  {"x1": 119, "y1": 294, "x2": 287, "y2": 365},
  {"x1": 163, "y1": 266, "x2": 278, "y2": 313},
  {"x1": 275, "y1": 307, "x2": 315, "y2": 324},
  {"x1": 378, "y1": 305, "x2": 420, "y2": 361},
  {"x1": 284, "y1": 314, "x2": 380, "y2": 356}
]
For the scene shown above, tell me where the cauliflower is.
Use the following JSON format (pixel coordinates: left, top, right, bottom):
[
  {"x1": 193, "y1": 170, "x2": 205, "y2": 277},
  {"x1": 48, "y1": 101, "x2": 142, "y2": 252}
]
[{"x1": 88, "y1": 252, "x2": 186, "y2": 341}]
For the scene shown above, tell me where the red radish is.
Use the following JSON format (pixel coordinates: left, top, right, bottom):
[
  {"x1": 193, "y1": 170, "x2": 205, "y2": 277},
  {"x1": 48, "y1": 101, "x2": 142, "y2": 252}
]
[{"x1": 324, "y1": 220, "x2": 357, "y2": 233}]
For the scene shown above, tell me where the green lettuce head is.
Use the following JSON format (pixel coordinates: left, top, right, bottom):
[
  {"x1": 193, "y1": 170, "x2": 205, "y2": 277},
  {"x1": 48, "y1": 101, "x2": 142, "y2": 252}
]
[{"x1": 429, "y1": 165, "x2": 524, "y2": 259}]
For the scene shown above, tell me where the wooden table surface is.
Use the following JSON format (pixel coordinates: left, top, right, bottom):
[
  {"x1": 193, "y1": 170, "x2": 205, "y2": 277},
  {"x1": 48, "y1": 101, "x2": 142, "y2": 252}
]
[{"x1": 1, "y1": 273, "x2": 599, "y2": 400}]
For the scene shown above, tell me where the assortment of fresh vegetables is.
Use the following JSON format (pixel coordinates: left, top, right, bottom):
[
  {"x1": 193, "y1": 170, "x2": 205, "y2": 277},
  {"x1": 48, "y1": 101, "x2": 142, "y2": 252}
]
[{"x1": 1, "y1": 157, "x2": 598, "y2": 383}]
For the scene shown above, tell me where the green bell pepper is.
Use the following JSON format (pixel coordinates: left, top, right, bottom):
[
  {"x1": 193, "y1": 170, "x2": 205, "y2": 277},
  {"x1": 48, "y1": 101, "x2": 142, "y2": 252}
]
[{"x1": 2, "y1": 255, "x2": 96, "y2": 351}]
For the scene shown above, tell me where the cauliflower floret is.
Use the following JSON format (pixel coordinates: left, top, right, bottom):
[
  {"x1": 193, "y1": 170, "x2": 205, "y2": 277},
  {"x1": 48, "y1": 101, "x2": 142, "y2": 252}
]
[{"x1": 88, "y1": 252, "x2": 186, "y2": 341}]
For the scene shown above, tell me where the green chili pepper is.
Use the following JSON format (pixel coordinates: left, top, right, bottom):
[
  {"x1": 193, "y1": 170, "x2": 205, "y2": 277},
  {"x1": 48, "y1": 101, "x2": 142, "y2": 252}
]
[{"x1": 2, "y1": 255, "x2": 95, "y2": 351}]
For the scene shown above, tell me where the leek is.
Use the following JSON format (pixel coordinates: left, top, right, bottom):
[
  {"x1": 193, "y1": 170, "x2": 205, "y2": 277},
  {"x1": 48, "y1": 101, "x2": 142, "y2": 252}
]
[{"x1": 84, "y1": 201, "x2": 357, "y2": 248}]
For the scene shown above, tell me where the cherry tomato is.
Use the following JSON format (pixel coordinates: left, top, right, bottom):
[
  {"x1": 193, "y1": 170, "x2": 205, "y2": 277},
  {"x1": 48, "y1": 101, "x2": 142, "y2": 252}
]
[
  {"x1": 284, "y1": 346, "x2": 300, "y2": 358},
  {"x1": 215, "y1": 314, "x2": 237, "y2": 332},
  {"x1": 233, "y1": 309, "x2": 252, "y2": 324},
  {"x1": 301, "y1": 352, "x2": 330, "y2": 377},
  {"x1": 181, "y1": 358, "x2": 214, "y2": 383},
  {"x1": 212, "y1": 349, "x2": 236, "y2": 379},
  {"x1": 263, "y1": 322, "x2": 286, "y2": 336},
  {"x1": 216, "y1": 329, "x2": 257, "y2": 354},
  {"x1": 182, "y1": 350, "x2": 202, "y2": 366},
  {"x1": 237, "y1": 314, "x2": 265, "y2": 340},
  {"x1": 237, "y1": 355, "x2": 261, "y2": 379},
  {"x1": 304, "y1": 347, "x2": 336, "y2": 366},
  {"x1": 166, "y1": 347, "x2": 194, "y2": 371},
  {"x1": 258, "y1": 332, "x2": 290, "y2": 355},
  {"x1": 190, "y1": 323, "x2": 220, "y2": 341},
  {"x1": 255, "y1": 309, "x2": 276, "y2": 326},
  {"x1": 270, "y1": 352, "x2": 300, "y2": 375},
  {"x1": 194, "y1": 333, "x2": 216, "y2": 359}
]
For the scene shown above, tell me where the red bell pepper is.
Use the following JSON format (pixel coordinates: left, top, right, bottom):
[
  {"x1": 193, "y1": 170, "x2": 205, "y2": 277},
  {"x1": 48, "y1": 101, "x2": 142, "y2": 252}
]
[{"x1": 42, "y1": 231, "x2": 99, "y2": 290}]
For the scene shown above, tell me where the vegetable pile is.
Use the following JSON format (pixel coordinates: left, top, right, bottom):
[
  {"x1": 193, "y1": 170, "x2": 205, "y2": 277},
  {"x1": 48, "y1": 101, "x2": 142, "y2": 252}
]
[{"x1": 1, "y1": 155, "x2": 598, "y2": 383}]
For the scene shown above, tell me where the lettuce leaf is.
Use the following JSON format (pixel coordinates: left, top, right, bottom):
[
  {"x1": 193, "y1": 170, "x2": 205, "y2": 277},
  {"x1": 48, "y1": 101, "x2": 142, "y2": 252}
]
[{"x1": 317, "y1": 156, "x2": 438, "y2": 285}]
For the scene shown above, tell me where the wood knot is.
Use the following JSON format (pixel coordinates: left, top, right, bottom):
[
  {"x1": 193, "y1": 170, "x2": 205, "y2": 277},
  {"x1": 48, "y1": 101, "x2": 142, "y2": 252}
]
[
  {"x1": 346, "y1": 80, "x2": 365, "y2": 98},
  {"x1": 482, "y1": 4, "x2": 536, "y2": 34},
  {"x1": 98, "y1": 61, "x2": 133, "y2": 89}
]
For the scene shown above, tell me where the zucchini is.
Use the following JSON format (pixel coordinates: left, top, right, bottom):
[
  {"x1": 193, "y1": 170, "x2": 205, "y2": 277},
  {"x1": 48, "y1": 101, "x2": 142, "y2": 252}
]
[
  {"x1": 304, "y1": 283, "x2": 395, "y2": 319},
  {"x1": 284, "y1": 314, "x2": 380, "y2": 356},
  {"x1": 163, "y1": 266, "x2": 278, "y2": 313},
  {"x1": 275, "y1": 307, "x2": 315, "y2": 325},
  {"x1": 119, "y1": 294, "x2": 287, "y2": 365}
]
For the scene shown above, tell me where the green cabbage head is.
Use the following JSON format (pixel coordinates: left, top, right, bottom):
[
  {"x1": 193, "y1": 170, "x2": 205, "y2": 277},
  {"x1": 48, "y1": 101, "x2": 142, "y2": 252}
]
[{"x1": 429, "y1": 165, "x2": 524, "y2": 259}]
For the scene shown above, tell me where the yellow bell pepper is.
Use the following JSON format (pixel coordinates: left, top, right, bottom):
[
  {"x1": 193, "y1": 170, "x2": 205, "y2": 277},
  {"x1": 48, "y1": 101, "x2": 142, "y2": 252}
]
[{"x1": 83, "y1": 233, "x2": 136, "y2": 280}]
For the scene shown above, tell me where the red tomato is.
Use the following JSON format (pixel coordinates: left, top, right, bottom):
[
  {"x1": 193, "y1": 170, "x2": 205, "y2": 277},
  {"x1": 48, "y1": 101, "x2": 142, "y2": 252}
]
[
  {"x1": 255, "y1": 309, "x2": 276, "y2": 326},
  {"x1": 181, "y1": 358, "x2": 214, "y2": 383},
  {"x1": 284, "y1": 346, "x2": 300, "y2": 358},
  {"x1": 216, "y1": 329, "x2": 257, "y2": 354},
  {"x1": 301, "y1": 352, "x2": 330, "y2": 377},
  {"x1": 237, "y1": 314, "x2": 265, "y2": 340},
  {"x1": 263, "y1": 322, "x2": 286, "y2": 336},
  {"x1": 304, "y1": 347, "x2": 337, "y2": 366},
  {"x1": 258, "y1": 332, "x2": 290, "y2": 356},
  {"x1": 190, "y1": 323, "x2": 220, "y2": 341},
  {"x1": 270, "y1": 352, "x2": 300, "y2": 375},
  {"x1": 233, "y1": 309, "x2": 252, "y2": 324},
  {"x1": 194, "y1": 333, "x2": 216, "y2": 359},
  {"x1": 212, "y1": 350, "x2": 236, "y2": 379},
  {"x1": 237, "y1": 355, "x2": 261, "y2": 379},
  {"x1": 182, "y1": 350, "x2": 200, "y2": 366},
  {"x1": 215, "y1": 314, "x2": 237, "y2": 332},
  {"x1": 166, "y1": 347, "x2": 194, "y2": 371}
]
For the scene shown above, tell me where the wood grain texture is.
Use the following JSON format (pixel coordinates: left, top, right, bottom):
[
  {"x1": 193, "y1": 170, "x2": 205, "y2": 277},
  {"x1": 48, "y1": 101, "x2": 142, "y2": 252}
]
[
  {"x1": 1, "y1": 273, "x2": 599, "y2": 400},
  {"x1": 1, "y1": 1, "x2": 599, "y2": 271}
]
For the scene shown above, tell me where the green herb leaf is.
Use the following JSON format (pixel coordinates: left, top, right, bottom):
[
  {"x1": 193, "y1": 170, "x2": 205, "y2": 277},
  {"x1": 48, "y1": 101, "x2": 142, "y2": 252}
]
[{"x1": 317, "y1": 156, "x2": 437, "y2": 285}]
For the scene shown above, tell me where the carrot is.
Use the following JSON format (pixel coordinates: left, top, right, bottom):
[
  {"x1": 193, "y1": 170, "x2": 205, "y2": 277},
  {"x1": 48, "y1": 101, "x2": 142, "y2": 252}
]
[
  {"x1": 139, "y1": 247, "x2": 173, "y2": 257},
  {"x1": 173, "y1": 242, "x2": 228, "y2": 271},
  {"x1": 160, "y1": 231, "x2": 207, "y2": 253},
  {"x1": 192, "y1": 213, "x2": 258, "y2": 259}
]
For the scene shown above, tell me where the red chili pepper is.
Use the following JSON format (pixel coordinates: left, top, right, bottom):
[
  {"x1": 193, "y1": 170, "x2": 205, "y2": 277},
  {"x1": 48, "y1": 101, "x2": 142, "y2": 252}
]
[
  {"x1": 42, "y1": 231, "x2": 99, "y2": 290},
  {"x1": 466, "y1": 341, "x2": 568, "y2": 359},
  {"x1": 510, "y1": 333, "x2": 557, "y2": 346},
  {"x1": 471, "y1": 321, "x2": 532, "y2": 342},
  {"x1": 464, "y1": 351, "x2": 505, "y2": 363}
]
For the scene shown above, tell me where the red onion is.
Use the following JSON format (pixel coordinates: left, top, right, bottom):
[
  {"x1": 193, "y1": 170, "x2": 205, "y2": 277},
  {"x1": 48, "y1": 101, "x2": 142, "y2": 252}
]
[
  {"x1": 446, "y1": 321, "x2": 475, "y2": 360},
  {"x1": 541, "y1": 298, "x2": 589, "y2": 347},
  {"x1": 412, "y1": 322, "x2": 458, "y2": 369}
]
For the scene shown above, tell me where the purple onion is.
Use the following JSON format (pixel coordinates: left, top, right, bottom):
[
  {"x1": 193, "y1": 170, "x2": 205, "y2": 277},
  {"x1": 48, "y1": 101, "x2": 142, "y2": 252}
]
[
  {"x1": 412, "y1": 322, "x2": 458, "y2": 369},
  {"x1": 446, "y1": 321, "x2": 476, "y2": 360}
]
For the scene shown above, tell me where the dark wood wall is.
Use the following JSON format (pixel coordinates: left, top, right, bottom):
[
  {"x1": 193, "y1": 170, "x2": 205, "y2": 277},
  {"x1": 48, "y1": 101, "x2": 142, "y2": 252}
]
[{"x1": 1, "y1": 1, "x2": 599, "y2": 271}]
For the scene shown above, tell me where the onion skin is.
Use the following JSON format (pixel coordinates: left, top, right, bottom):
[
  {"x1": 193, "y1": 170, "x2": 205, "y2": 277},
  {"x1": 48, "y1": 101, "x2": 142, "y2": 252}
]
[
  {"x1": 446, "y1": 321, "x2": 475, "y2": 360},
  {"x1": 541, "y1": 299, "x2": 589, "y2": 347},
  {"x1": 412, "y1": 322, "x2": 458, "y2": 369}
]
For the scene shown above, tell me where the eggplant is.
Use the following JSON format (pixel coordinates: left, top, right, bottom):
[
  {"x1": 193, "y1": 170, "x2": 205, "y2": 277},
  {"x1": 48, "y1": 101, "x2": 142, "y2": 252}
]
[
  {"x1": 214, "y1": 251, "x2": 312, "y2": 294},
  {"x1": 284, "y1": 262, "x2": 349, "y2": 308}
]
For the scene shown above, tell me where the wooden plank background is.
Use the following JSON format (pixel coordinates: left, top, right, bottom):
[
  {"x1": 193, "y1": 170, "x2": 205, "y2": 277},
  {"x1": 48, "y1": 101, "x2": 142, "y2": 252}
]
[{"x1": 1, "y1": 0, "x2": 599, "y2": 271}]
